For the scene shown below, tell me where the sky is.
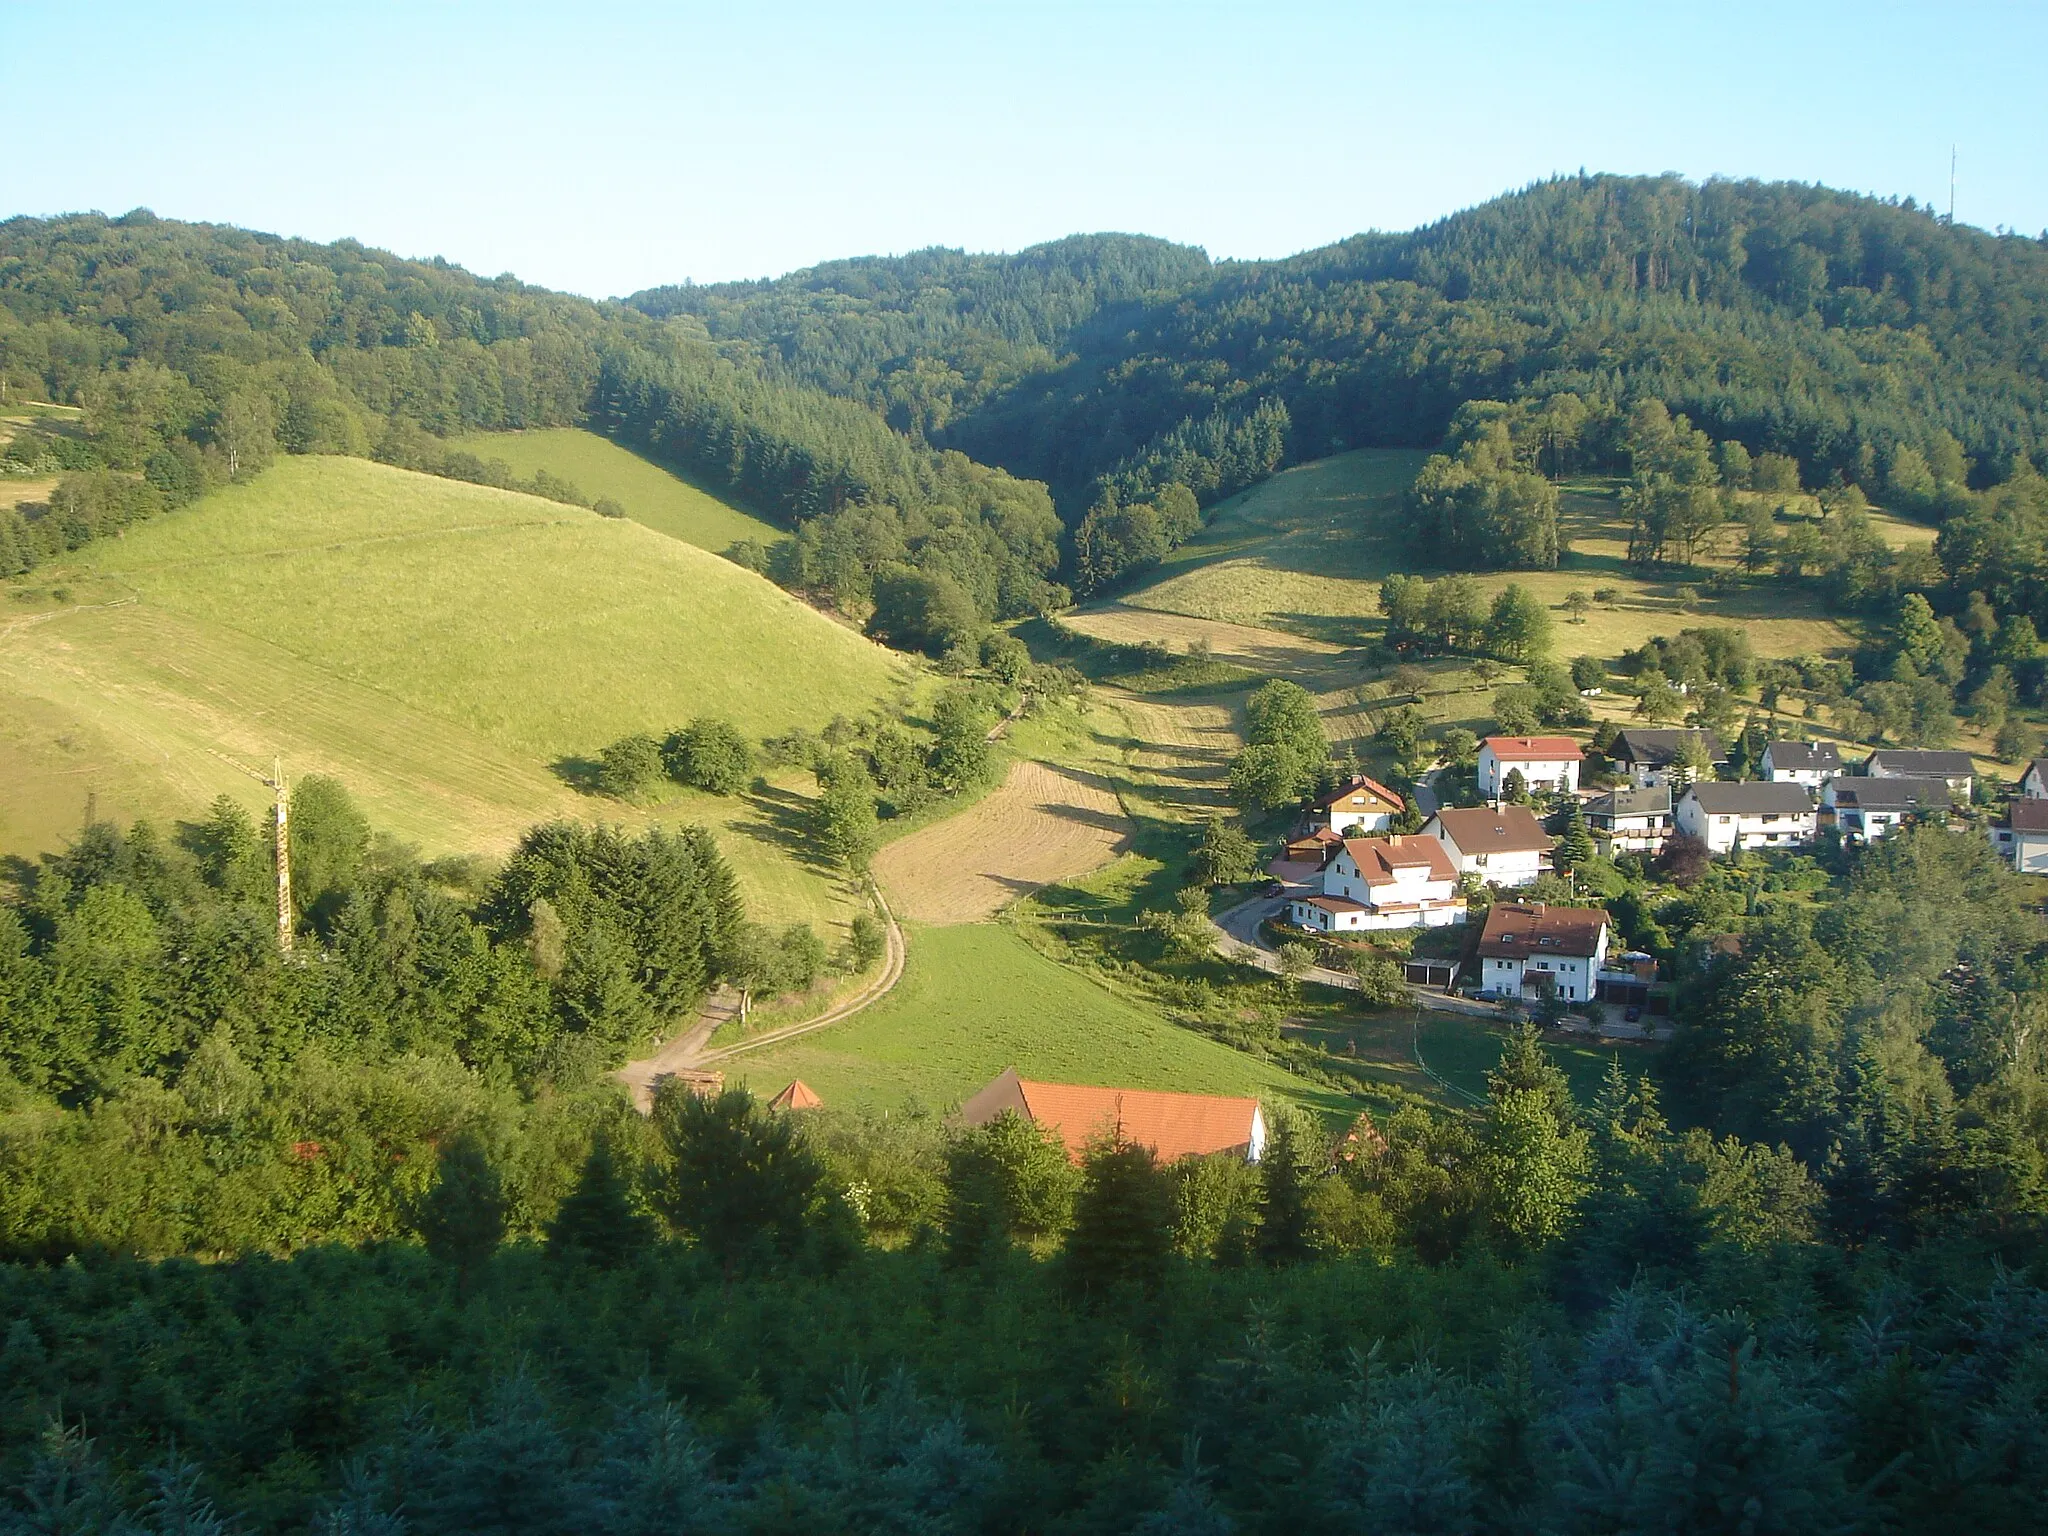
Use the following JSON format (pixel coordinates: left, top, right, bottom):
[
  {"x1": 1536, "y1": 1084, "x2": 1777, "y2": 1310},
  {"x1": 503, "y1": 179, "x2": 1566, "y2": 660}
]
[{"x1": 5, "y1": 1, "x2": 2045, "y2": 299}]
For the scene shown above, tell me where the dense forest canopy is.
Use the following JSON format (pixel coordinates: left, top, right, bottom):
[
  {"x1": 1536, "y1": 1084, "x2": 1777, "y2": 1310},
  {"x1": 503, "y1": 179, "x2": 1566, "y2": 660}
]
[{"x1": 628, "y1": 175, "x2": 2048, "y2": 517}]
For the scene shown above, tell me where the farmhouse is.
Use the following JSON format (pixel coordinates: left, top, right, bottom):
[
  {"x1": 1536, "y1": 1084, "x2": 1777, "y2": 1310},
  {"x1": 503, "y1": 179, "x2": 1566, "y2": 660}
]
[
  {"x1": 1822, "y1": 778, "x2": 1951, "y2": 841},
  {"x1": 1476, "y1": 902, "x2": 1610, "y2": 1004},
  {"x1": 1675, "y1": 781, "x2": 1817, "y2": 854},
  {"x1": 1477, "y1": 736, "x2": 1583, "y2": 800},
  {"x1": 1584, "y1": 783, "x2": 1672, "y2": 854},
  {"x1": 1611, "y1": 728, "x2": 1728, "y2": 786},
  {"x1": 1311, "y1": 774, "x2": 1406, "y2": 836},
  {"x1": 959, "y1": 1069, "x2": 1267, "y2": 1163},
  {"x1": 1990, "y1": 797, "x2": 2048, "y2": 875},
  {"x1": 1761, "y1": 739, "x2": 1841, "y2": 788},
  {"x1": 1863, "y1": 748, "x2": 1975, "y2": 797},
  {"x1": 1286, "y1": 834, "x2": 1464, "y2": 932},
  {"x1": 1425, "y1": 805, "x2": 1552, "y2": 886},
  {"x1": 2022, "y1": 759, "x2": 2048, "y2": 799}
]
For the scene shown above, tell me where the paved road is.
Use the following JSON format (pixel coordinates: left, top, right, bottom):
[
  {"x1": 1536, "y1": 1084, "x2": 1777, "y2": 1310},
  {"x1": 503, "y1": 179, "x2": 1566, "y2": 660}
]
[{"x1": 1209, "y1": 893, "x2": 1504, "y2": 1019}]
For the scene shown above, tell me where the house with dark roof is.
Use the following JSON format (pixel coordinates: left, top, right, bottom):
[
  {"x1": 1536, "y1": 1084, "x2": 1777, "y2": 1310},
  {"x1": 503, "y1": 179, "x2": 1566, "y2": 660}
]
[
  {"x1": 1310, "y1": 774, "x2": 1405, "y2": 836},
  {"x1": 1584, "y1": 784, "x2": 1672, "y2": 854},
  {"x1": 1863, "y1": 748, "x2": 1975, "y2": 796},
  {"x1": 1611, "y1": 728, "x2": 1728, "y2": 786},
  {"x1": 1675, "y1": 781, "x2": 1818, "y2": 853},
  {"x1": 1990, "y1": 796, "x2": 2048, "y2": 875},
  {"x1": 1761, "y1": 739, "x2": 1842, "y2": 788},
  {"x1": 960, "y1": 1069, "x2": 1267, "y2": 1163},
  {"x1": 1477, "y1": 736, "x2": 1584, "y2": 800},
  {"x1": 1822, "y1": 777, "x2": 1951, "y2": 841},
  {"x1": 1476, "y1": 902, "x2": 1610, "y2": 1004},
  {"x1": 1286, "y1": 834, "x2": 1464, "y2": 933},
  {"x1": 1423, "y1": 806, "x2": 1553, "y2": 886},
  {"x1": 2020, "y1": 759, "x2": 2048, "y2": 800}
]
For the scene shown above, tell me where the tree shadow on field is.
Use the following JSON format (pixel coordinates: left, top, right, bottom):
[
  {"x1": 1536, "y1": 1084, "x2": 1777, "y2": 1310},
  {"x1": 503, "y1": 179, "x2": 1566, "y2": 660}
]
[
  {"x1": 549, "y1": 755, "x2": 605, "y2": 796},
  {"x1": 729, "y1": 784, "x2": 833, "y2": 872},
  {"x1": 0, "y1": 853, "x2": 36, "y2": 903}
]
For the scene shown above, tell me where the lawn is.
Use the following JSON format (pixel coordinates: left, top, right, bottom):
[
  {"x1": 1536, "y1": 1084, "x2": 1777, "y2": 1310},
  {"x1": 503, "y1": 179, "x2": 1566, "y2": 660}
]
[
  {"x1": 1292, "y1": 1009, "x2": 1637, "y2": 1109},
  {"x1": 442, "y1": 426, "x2": 784, "y2": 552},
  {"x1": 0, "y1": 456, "x2": 913, "y2": 935},
  {"x1": 726, "y1": 923, "x2": 1351, "y2": 1117}
]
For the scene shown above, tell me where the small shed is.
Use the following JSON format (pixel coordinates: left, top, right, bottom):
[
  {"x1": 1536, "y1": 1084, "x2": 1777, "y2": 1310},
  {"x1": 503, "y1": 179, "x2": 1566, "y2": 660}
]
[{"x1": 767, "y1": 1078, "x2": 824, "y2": 1111}]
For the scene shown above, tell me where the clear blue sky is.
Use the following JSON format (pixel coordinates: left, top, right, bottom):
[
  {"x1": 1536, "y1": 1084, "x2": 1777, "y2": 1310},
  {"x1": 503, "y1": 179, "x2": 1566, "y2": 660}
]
[{"x1": 6, "y1": 1, "x2": 2043, "y2": 298}]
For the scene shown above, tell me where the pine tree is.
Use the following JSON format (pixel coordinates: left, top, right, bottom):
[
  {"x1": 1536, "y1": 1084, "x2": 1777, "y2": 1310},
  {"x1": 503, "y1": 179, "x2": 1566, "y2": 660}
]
[
  {"x1": 1255, "y1": 1115, "x2": 1318, "y2": 1266},
  {"x1": 418, "y1": 1130, "x2": 507, "y2": 1290},
  {"x1": 1063, "y1": 1135, "x2": 1176, "y2": 1300},
  {"x1": 1555, "y1": 804, "x2": 1595, "y2": 873},
  {"x1": 652, "y1": 1083, "x2": 840, "y2": 1275},
  {"x1": 546, "y1": 1138, "x2": 655, "y2": 1269}
]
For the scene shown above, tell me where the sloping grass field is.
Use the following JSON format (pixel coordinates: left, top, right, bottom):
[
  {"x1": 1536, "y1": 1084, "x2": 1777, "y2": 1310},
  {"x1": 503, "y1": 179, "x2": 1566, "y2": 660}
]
[
  {"x1": 0, "y1": 456, "x2": 910, "y2": 933},
  {"x1": 443, "y1": 427, "x2": 783, "y2": 552},
  {"x1": 727, "y1": 923, "x2": 1349, "y2": 1116}
]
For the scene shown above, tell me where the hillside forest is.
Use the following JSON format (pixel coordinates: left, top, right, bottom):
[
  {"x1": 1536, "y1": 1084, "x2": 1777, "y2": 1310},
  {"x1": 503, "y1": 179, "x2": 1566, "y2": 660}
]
[{"x1": 5, "y1": 179, "x2": 2048, "y2": 1532}]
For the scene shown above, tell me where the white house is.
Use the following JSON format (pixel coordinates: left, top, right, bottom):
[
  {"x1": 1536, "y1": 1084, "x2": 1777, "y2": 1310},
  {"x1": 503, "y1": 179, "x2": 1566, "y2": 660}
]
[
  {"x1": 1287, "y1": 834, "x2": 1465, "y2": 932},
  {"x1": 1990, "y1": 797, "x2": 2048, "y2": 875},
  {"x1": 2020, "y1": 759, "x2": 2048, "y2": 799},
  {"x1": 1610, "y1": 728, "x2": 1727, "y2": 787},
  {"x1": 1863, "y1": 749, "x2": 1975, "y2": 798},
  {"x1": 1675, "y1": 781, "x2": 1817, "y2": 854},
  {"x1": 1760, "y1": 740, "x2": 1841, "y2": 788},
  {"x1": 1476, "y1": 902, "x2": 1610, "y2": 1004},
  {"x1": 1584, "y1": 784, "x2": 1672, "y2": 855},
  {"x1": 1823, "y1": 777, "x2": 1951, "y2": 841},
  {"x1": 1310, "y1": 774, "x2": 1406, "y2": 836},
  {"x1": 1477, "y1": 735, "x2": 1584, "y2": 800},
  {"x1": 1424, "y1": 806, "x2": 1553, "y2": 886}
]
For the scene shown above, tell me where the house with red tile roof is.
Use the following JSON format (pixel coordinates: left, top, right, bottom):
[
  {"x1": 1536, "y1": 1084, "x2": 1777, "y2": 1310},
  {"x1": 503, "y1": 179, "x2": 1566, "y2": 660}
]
[
  {"x1": 1477, "y1": 736, "x2": 1583, "y2": 800},
  {"x1": 959, "y1": 1069, "x2": 1267, "y2": 1163},
  {"x1": 1476, "y1": 901, "x2": 1610, "y2": 1004},
  {"x1": 1286, "y1": 833, "x2": 1464, "y2": 933},
  {"x1": 1309, "y1": 774, "x2": 1406, "y2": 836},
  {"x1": 1424, "y1": 806, "x2": 1553, "y2": 886}
]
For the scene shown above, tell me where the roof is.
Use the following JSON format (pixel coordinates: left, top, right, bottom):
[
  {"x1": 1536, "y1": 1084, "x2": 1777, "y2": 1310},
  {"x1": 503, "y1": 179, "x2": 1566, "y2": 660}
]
[
  {"x1": 2025, "y1": 758, "x2": 2048, "y2": 785},
  {"x1": 959, "y1": 1069, "x2": 1262, "y2": 1163},
  {"x1": 767, "y1": 1079, "x2": 823, "y2": 1111},
  {"x1": 1612, "y1": 728, "x2": 1727, "y2": 766},
  {"x1": 1685, "y1": 781, "x2": 1815, "y2": 815},
  {"x1": 1429, "y1": 805, "x2": 1553, "y2": 856},
  {"x1": 1830, "y1": 778, "x2": 1952, "y2": 811},
  {"x1": 2005, "y1": 798, "x2": 2048, "y2": 834},
  {"x1": 1311, "y1": 774, "x2": 1405, "y2": 815},
  {"x1": 1587, "y1": 784, "x2": 1672, "y2": 819},
  {"x1": 1342, "y1": 833, "x2": 1459, "y2": 884},
  {"x1": 1477, "y1": 902, "x2": 1609, "y2": 960},
  {"x1": 1765, "y1": 740, "x2": 1841, "y2": 771},
  {"x1": 1865, "y1": 749, "x2": 1975, "y2": 777},
  {"x1": 1296, "y1": 893, "x2": 1369, "y2": 914},
  {"x1": 1482, "y1": 735, "x2": 1585, "y2": 762}
]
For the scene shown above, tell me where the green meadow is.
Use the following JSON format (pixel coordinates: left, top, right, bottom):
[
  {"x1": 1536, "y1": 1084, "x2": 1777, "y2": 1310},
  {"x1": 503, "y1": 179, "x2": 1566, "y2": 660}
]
[
  {"x1": 0, "y1": 455, "x2": 911, "y2": 933},
  {"x1": 443, "y1": 426, "x2": 784, "y2": 552},
  {"x1": 729, "y1": 923, "x2": 1348, "y2": 1116}
]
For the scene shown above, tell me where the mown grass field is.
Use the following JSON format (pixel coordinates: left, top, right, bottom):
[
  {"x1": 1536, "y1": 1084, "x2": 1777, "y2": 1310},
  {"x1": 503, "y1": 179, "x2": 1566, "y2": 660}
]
[
  {"x1": 443, "y1": 426, "x2": 783, "y2": 552},
  {"x1": 1121, "y1": 448, "x2": 1867, "y2": 662},
  {"x1": 728, "y1": 923, "x2": 1350, "y2": 1116},
  {"x1": 0, "y1": 455, "x2": 912, "y2": 934}
]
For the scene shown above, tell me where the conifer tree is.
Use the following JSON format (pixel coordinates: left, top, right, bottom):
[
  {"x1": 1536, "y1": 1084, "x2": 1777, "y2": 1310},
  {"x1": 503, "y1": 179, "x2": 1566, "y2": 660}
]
[
  {"x1": 1063, "y1": 1135, "x2": 1175, "y2": 1299},
  {"x1": 546, "y1": 1138, "x2": 655, "y2": 1269},
  {"x1": 419, "y1": 1131, "x2": 507, "y2": 1291},
  {"x1": 1255, "y1": 1115, "x2": 1318, "y2": 1266},
  {"x1": 1554, "y1": 803, "x2": 1595, "y2": 873}
]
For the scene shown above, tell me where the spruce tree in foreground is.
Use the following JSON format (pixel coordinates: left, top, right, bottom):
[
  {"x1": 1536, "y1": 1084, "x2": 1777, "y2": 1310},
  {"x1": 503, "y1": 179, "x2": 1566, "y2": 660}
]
[
  {"x1": 419, "y1": 1131, "x2": 507, "y2": 1290},
  {"x1": 1255, "y1": 1115, "x2": 1318, "y2": 1266},
  {"x1": 1063, "y1": 1135, "x2": 1175, "y2": 1299},
  {"x1": 546, "y1": 1137, "x2": 655, "y2": 1269}
]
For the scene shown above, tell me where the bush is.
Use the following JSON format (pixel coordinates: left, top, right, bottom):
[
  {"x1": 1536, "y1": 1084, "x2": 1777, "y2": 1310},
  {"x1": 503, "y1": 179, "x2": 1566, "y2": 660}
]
[
  {"x1": 663, "y1": 718, "x2": 752, "y2": 795},
  {"x1": 596, "y1": 734, "x2": 666, "y2": 799},
  {"x1": 593, "y1": 497, "x2": 626, "y2": 518}
]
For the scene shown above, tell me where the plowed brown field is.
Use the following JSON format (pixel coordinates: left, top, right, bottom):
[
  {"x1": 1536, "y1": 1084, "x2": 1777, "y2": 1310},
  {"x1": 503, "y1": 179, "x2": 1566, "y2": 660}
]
[{"x1": 874, "y1": 759, "x2": 1130, "y2": 923}]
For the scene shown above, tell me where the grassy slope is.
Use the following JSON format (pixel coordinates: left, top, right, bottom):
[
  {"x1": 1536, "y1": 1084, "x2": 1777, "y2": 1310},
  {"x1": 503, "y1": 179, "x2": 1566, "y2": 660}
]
[
  {"x1": 730, "y1": 923, "x2": 1349, "y2": 1116},
  {"x1": 0, "y1": 456, "x2": 912, "y2": 933},
  {"x1": 442, "y1": 427, "x2": 783, "y2": 552}
]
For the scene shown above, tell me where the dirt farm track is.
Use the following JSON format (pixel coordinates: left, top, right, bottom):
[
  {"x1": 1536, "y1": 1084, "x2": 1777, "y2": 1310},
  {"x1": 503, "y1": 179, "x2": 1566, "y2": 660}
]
[{"x1": 873, "y1": 759, "x2": 1131, "y2": 924}]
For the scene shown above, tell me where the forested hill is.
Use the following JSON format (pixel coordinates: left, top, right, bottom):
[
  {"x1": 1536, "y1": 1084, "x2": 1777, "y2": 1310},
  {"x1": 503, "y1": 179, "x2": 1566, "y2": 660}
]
[
  {"x1": 626, "y1": 175, "x2": 2048, "y2": 513},
  {"x1": 0, "y1": 213, "x2": 1067, "y2": 633}
]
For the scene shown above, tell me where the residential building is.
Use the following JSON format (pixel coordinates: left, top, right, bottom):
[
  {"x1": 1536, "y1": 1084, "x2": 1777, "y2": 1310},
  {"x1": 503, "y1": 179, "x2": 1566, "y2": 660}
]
[
  {"x1": 960, "y1": 1069, "x2": 1267, "y2": 1163},
  {"x1": 2021, "y1": 759, "x2": 2048, "y2": 799},
  {"x1": 1990, "y1": 797, "x2": 2048, "y2": 875},
  {"x1": 1584, "y1": 784, "x2": 1673, "y2": 855},
  {"x1": 1286, "y1": 834, "x2": 1465, "y2": 933},
  {"x1": 1863, "y1": 748, "x2": 1975, "y2": 797},
  {"x1": 1476, "y1": 902, "x2": 1610, "y2": 1004},
  {"x1": 1760, "y1": 739, "x2": 1841, "y2": 788},
  {"x1": 1610, "y1": 728, "x2": 1728, "y2": 786},
  {"x1": 1675, "y1": 781, "x2": 1818, "y2": 853},
  {"x1": 1822, "y1": 778, "x2": 1952, "y2": 841},
  {"x1": 1311, "y1": 774, "x2": 1406, "y2": 836},
  {"x1": 1477, "y1": 735, "x2": 1584, "y2": 799},
  {"x1": 1266, "y1": 828, "x2": 1341, "y2": 891},
  {"x1": 1424, "y1": 805, "x2": 1553, "y2": 886}
]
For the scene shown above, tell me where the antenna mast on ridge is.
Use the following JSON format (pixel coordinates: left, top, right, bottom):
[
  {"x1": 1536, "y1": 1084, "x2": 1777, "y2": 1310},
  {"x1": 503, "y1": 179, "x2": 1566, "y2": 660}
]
[
  {"x1": 1949, "y1": 145, "x2": 1957, "y2": 225},
  {"x1": 272, "y1": 756, "x2": 293, "y2": 952}
]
